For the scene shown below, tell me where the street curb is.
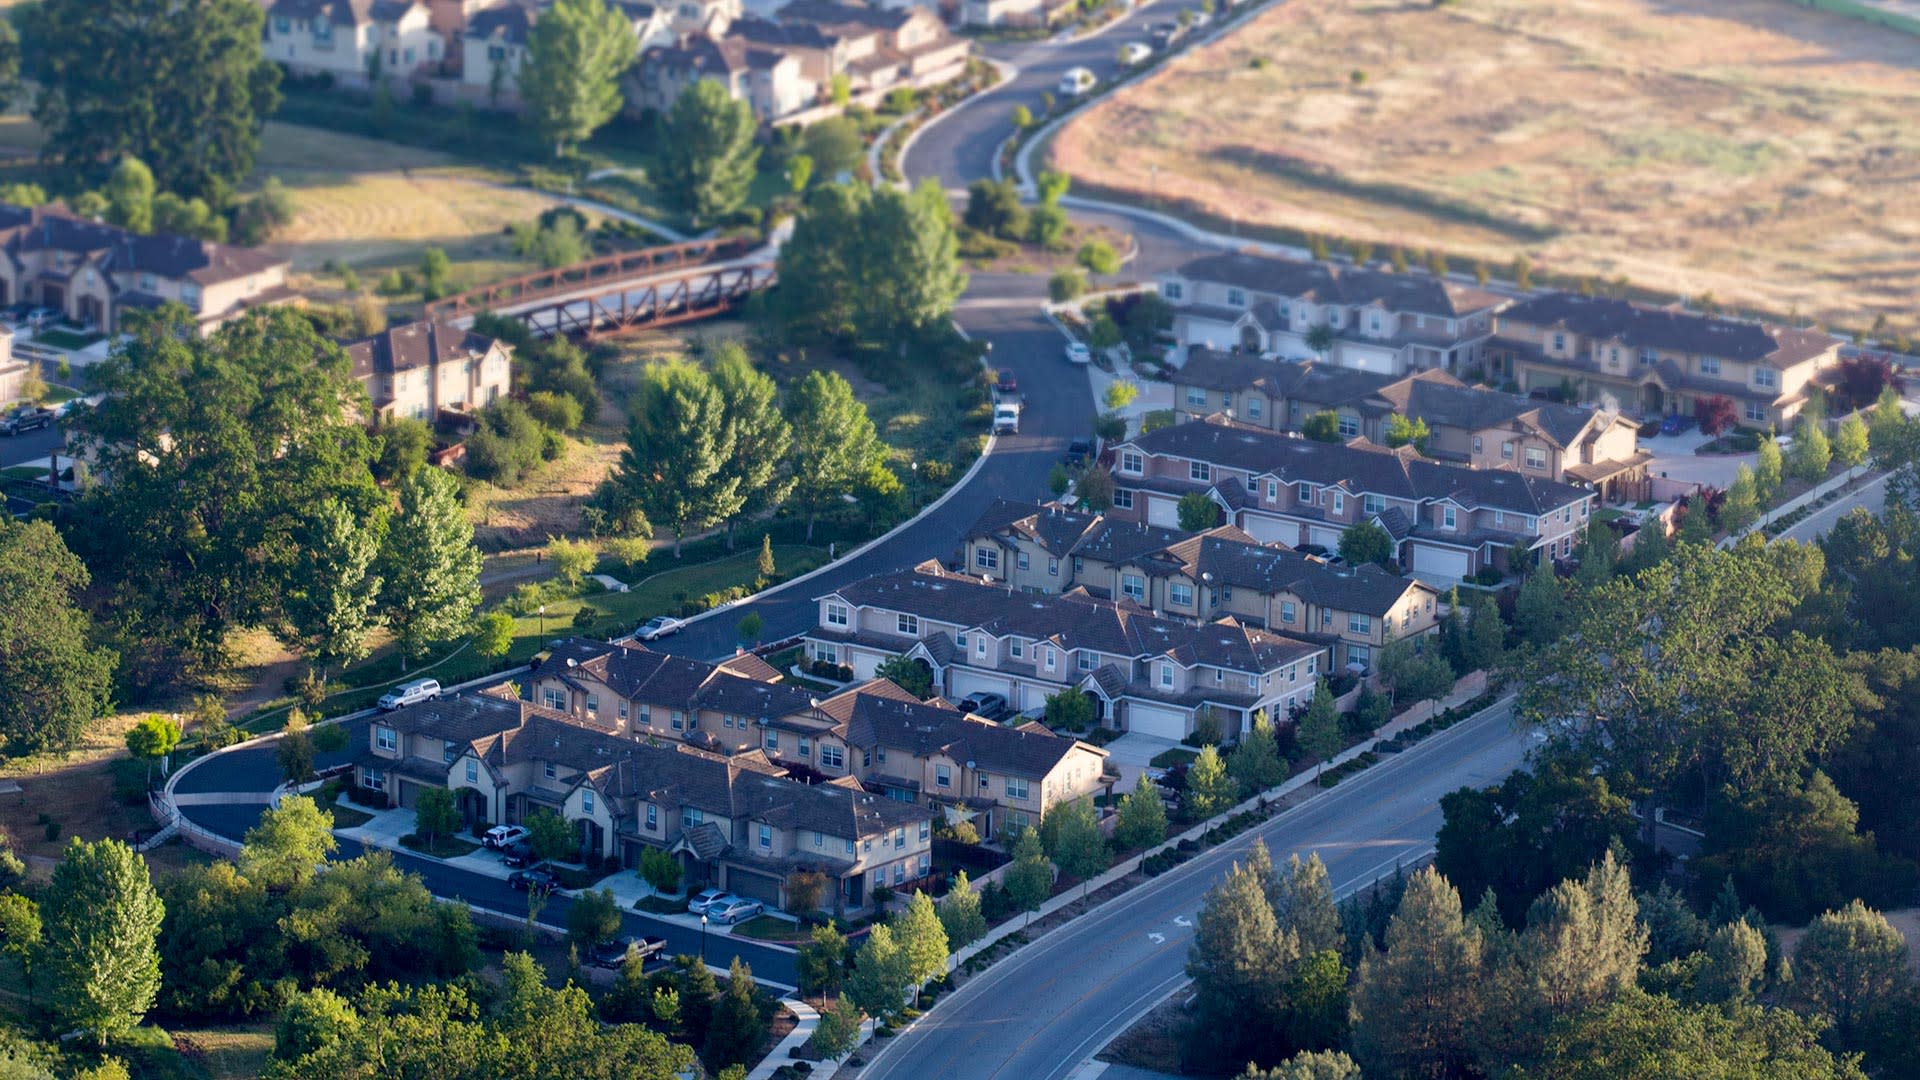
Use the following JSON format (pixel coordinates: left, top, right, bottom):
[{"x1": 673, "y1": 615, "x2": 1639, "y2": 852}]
[{"x1": 896, "y1": 58, "x2": 1019, "y2": 193}]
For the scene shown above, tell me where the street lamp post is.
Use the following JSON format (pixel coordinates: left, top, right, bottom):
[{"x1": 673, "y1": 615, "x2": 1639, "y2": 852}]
[
  {"x1": 700, "y1": 913, "x2": 709, "y2": 964},
  {"x1": 538, "y1": 604, "x2": 546, "y2": 640}
]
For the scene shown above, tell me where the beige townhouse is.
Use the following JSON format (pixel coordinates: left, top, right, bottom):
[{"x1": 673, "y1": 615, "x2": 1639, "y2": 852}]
[
  {"x1": 264, "y1": 0, "x2": 446, "y2": 87},
  {"x1": 810, "y1": 679, "x2": 1112, "y2": 837},
  {"x1": 1173, "y1": 350, "x2": 1651, "y2": 501},
  {"x1": 1488, "y1": 292, "x2": 1841, "y2": 431},
  {"x1": 631, "y1": 33, "x2": 814, "y2": 121},
  {"x1": 805, "y1": 562, "x2": 1329, "y2": 743},
  {"x1": 1109, "y1": 414, "x2": 1596, "y2": 584},
  {"x1": 774, "y1": 0, "x2": 967, "y2": 97},
  {"x1": 0, "y1": 204, "x2": 293, "y2": 334},
  {"x1": 357, "y1": 683, "x2": 935, "y2": 912},
  {"x1": 458, "y1": 0, "x2": 675, "y2": 109},
  {"x1": 1160, "y1": 251, "x2": 1506, "y2": 377},
  {"x1": 342, "y1": 319, "x2": 513, "y2": 422}
]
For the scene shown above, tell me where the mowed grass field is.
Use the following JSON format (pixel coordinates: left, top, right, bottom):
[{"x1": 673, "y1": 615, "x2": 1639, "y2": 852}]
[{"x1": 1054, "y1": 0, "x2": 1920, "y2": 326}]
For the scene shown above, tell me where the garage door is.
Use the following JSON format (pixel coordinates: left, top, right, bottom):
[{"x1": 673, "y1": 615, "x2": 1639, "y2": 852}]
[
  {"x1": 1146, "y1": 495, "x2": 1181, "y2": 529},
  {"x1": 1410, "y1": 545, "x2": 1472, "y2": 580},
  {"x1": 1308, "y1": 525, "x2": 1343, "y2": 550},
  {"x1": 949, "y1": 669, "x2": 1011, "y2": 704},
  {"x1": 1240, "y1": 514, "x2": 1294, "y2": 546},
  {"x1": 727, "y1": 868, "x2": 783, "y2": 906},
  {"x1": 1127, "y1": 702, "x2": 1189, "y2": 740}
]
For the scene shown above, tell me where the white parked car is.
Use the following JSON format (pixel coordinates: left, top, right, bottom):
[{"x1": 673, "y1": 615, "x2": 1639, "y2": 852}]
[
  {"x1": 1058, "y1": 67, "x2": 1096, "y2": 96},
  {"x1": 687, "y1": 888, "x2": 734, "y2": 915},
  {"x1": 1065, "y1": 341, "x2": 1092, "y2": 365},
  {"x1": 1119, "y1": 42, "x2": 1152, "y2": 64},
  {"x1": 377, "y1": 677, "x2": 440, "y2": 711},
  {"x1": 993, "y1": 403, "x2": 1022, "y2": 435},
  {"x1": 636, "y1": 615, "x2": 686, "y2": 641},
  {"x1": 483, "y1": 824, "x2": 529, "y2": 850},
  {"x1": 708, "y1": 897, "x2": 765, "y2": 924}
]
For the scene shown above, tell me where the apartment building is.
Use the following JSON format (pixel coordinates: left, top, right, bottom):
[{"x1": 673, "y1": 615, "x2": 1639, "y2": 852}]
[
  {"x1": 342, "y1": 320, "x2": 512, "y2": 422},
  {"x1": 357, "y1": 684, "x2": 934, "y2": 912},
  {"x1": 960, "y1": 499, "x2": 1440, "y2": 671},
  {"x1": 264, "y1": 0, "x2": 445, "y2": 87},
  {"x1": 1109, "y1": 414, "x2": 1596, "y2": 583},
  {"x1": 1488, "y1": 292, "x2": 1842, "y2": 430},
  {"x1": 1160, "y1": 251, "x2": 1506, "y2": 376},
  {"x1": 1173, "y1": 350, "x2": 1651, "y2": 500},
  {"x1": 805, "y1": 562, "x2": 1330, "y2": 743}
]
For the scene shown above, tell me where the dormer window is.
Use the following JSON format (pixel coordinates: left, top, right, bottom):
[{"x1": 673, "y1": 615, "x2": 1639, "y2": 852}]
[
  {"x1": 1226, "y1": 287, "x2": 1246, "y2": 307},
  {"x1": 1158, "y1": 664, "x2": 1174, "y2": 688},
  {"x1": 1190, "y1": 461, "x2": 1211, "y2": 482}
]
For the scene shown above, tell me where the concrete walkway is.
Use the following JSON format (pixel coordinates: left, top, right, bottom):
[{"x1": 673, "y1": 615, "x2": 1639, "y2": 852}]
[{"x1": 747, "y1": 999, "x2": 822, "y2": 1080}]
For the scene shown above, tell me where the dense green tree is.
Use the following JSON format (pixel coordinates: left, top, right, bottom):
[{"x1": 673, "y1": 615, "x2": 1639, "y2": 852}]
[
  {"x1": 1271, "y1": 853, "x2": 1341, "y2": 958},
  {"x1": 1756, "y1": 434, "x2": 1784, "y2": 502},
  {"x1": 276, "y1": 713, "x2": 316, "y2": 788},
  {"x1": 1512, "y1": 561, "x2": 1566, "y2": 647},
  {"x1": 857, "y1": 180, "x2": 968, "y2": 342},
  {"x1": 240, "y1": 794, "x2": 338, "y2": 891},
  {"x1": 1185, "y1": 744, "x2": 1239, "y2": 821},
  {"x1": 1459, "y1": 597, "x2": 1504, "y2": 673},
  {"x1": 710, "y1": 344, "x2": 793, "y2": 548},
  {"x1": 802, "y1": 116, "x2": 863, "y2": 179},
  {"x1": 0, "y1": 520, "x2": 116, "y2": 758},
  {"x1": 282, "y1": 498, "x2": 385, "y2": 677},
  {"x1": 1638, "y1": 881, "x2": 1708, "y2": 967},
  {"x1": 1078, "y1": 240, "x2": 1120, "y2": 276},
  {"x1": 1305, "y1": 325, "x2": 1336, "y2": 360},
  {"x1": 39, "y1": 839, "x2": 164, "y2": 1043},
  {"x1": 1230, "y1": 712, "x2": 1288, "y2": 792},
  {"x1": 124, "y1": 714, "x2": 181, "y2": 789},
  {"x1": 1789, "y1": 900, "x2": 1910, "y2": 1046},
  {"x1": 657, "y1": 78, "x2": 759, "y2": 225},
  {"x1": 809, "y1": 995, "x2": 864, "y2": 1061},
  {"x1": 1378, "y1": 639, "x2": 1454, "y2": 714},
  {"x1": 22, "y1": 0, "x2": 280, "y2": 199},
  {"x1": 1043, "y1": 687, "x2": 1096, "y2": 731},
  {"x1": 796, "y1": 922, "x2": 849, "y2": 997},
  {"x1": 770, "y1": 183, "x2": 863, "y2": 341},
  {"x1": 609, "y1": 362, "x2": 741, "y2": 555},
  {"x1": 1301, "y1": 411, "x2": 1341, "y2": 442},
  {"x1": 1619, "y1": 511, "x2": 1671, "y2": 576},
  {"x1": 964, "y1": 177, "x2": 1025, "y2": 240},
  {"x1": 786, "y1": 370, "x2": 882, "y2": 540},
  {"x1": 1834, "y1": 415, "x2": 1870, "y2": 469},
  {"x1": 274, "y1": 988, "x2": 360, "y2": 1062},
  {"x1": 939, "y1": 870, "x2": 988, "y2": 949},
  {"x1": 1721, "y1": 464, "x2": 1761, "y2": 535},
  {"x1": 1178, "y1": 491, "x2": 1220, "y2": 531},
  {"x1": 876, "y1": 655, "x2": 933, "y2": 698},
  {"x1": 378, "y1": 467, "x2": 482, "y2": 664},
  {"x1": 1114, "y1": 773, "x2": 1169, "y2": 851},
  {"x1": 846, "y1": 924, "x2": 911, "y2": 1019},
  {"x1": 1384, "y1": 414, "x2": 1431, "y2": 452},
  {"x1": 1337, "y1": 520, "x2": 1395, "y2": 568},
  {"x1": 524, "y1": 808, "x2": 577, "y2": 864},
  {"x1": 373, "y1": 416, "x2": 433, "y2": 482},
  {"x1": 103, "y1": 155, "x2": 156, "y2": 233},
  {"x1": 1239, "y1": 1050, "x2": 1362, "y2": 1080},
  {"x1": 1679, "y1": 493, "x2": 1715, "y2": 546},
  {"x1": 1043, "y1": 798, "x2": 1110, "y2": 897},
  {"x1": 892, "y1": 891, "x2": 950, "y2": 999},
  {"x1": 1296, "y1": 680, "x2": 1342, "y2": 769},
  {"x1": 1350, "y1": 868, "x2": 1483, "y2": 1080},
  {"x1": 412, "y1": 787, "x2": 461, "y2": 853},
  {"x1": 1185, "y1": 855, "x2": 1299, "y2": 1072},
  {"x1": 1003, "y1": 828, "x2": 1053, "y2": 922},
  {"x1": 1790, "y1": 424, "x2": 1833, "y2": 482},
  {"x1": 1511, "y1": 988, "x2": 1866, "y2": 1080},
  {"x1": 517, "y1": 0, "x2": 635, "y2": 157},
  {"x1": 1697, "y1": 919, "x2": 1769, "y2": 1005}
]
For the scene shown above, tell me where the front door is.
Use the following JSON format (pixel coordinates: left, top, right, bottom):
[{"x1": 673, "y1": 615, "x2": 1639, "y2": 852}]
[
  {"x1": 40, "y1": 284, "x2": 63, "y2": 314},
  {"x1": 1239, "y1": 324, "x2": 1262, "y2": 352}
]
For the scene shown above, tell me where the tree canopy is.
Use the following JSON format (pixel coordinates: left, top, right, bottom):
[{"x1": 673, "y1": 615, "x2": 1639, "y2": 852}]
[
  {"x1": 517, "y1": 0, "x2": 635, "y2": 157},
  {"x1": 0, "y1": 520, "x2": 116, "y2": 759}
]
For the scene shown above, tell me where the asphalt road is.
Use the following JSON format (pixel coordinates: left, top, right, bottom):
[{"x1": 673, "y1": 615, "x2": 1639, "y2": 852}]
[
  {"x1": 862, "y1": 700, "x2": 1531, "y2": 1080},
  {"x1": 0, "y1": 422, "x2": 62, "y2": 470}
]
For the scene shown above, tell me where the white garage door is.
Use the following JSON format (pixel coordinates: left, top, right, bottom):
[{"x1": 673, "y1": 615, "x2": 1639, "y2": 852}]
[
  {"x1": 1410, "y1": 545, "x2": 1472, "y2": 581},
  {"x1": 1146, "y1": 496, "x2": 1181, "y2": 529},
  {"x1": 1127, "y1": 702, "x2": 1189, "y2": 740},
  {"x1": 1241, "y1": 514, "x2": 1295, "y2": 546},
  {"x1": 1308, "y1": 525, "x2": 1344, "y2": 550},
  {"x1": 949, "y1": 669, "x2": 1011, "y2": 703}
]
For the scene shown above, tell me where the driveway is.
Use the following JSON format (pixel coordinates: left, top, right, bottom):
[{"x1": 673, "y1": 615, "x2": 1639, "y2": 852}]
[
  {"x1": 1641, "y1": 429, "x2": 1753, "y2": 491},
  {"x1": 1102, "y1": 732, "x2": 1181, "y2": 790}
]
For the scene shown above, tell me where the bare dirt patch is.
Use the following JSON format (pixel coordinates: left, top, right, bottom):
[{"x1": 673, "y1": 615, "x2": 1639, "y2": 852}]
[{"x1": 1054, "y1": 0, "x2": 1920, "y2": 327}]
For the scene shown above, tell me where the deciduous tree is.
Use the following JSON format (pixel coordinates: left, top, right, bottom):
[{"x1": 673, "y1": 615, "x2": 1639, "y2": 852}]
[
  {"x1": 846, "y1": 924, "x2": 911, "y2": 1019},
  {"x1": 124, "y1": 714, "x2": 181, "y2": 789},
  {"x1": 1115, "y1": 774, "x2": 1169, "y2": 851},
  {"x1": 797, "y1": 921, "x2": 849, "y2": 997},
  {"x1": 1512, "y1": 988, "x2": 1865, "y2": 1080},
  {"x1": 518, "y1": 0, "x2": 635, "y2": 157},
  {"x1": 565, "y1": 888, "x2": 622, "y2": 950},
  {"x1": 240, "y1": 794, "x2": 337, "y2": 890},
  {"x1": 939, "y1": 870, "x2": 988, "y2": 948},
  {"x1": 283, "y1": 498, "x2": 386, "y2": 678},
  {"x1": 378, "y1": 467, "x2": 482, "y2": 665},
  {"x1": 1756, "y1": 434, "x2": 1784, "y2": 501},
  {"x1": 657, "y1": 78, "x2": 759, "y2": 226},
  {"x1": 1186, "y1": 744, "x2": 1238, "y2": 821},
  {"x1": 525, "y1": 809, "x2": 577, "y2": 865},
  {"x1": 412, "y1": 787, "x2": 461, "y2": 852},
  {"x1": 875, "y1": 655, "x2": 933, "y2": 699},
  {"x1": 1337, "y1": 519, "x2": 1395, "y2": 568},
  {"x1": 1044, "y1": 798, "x2": 1110, "y2": 897},
  {"x1": 38, "y1": 839, "x2": 164, "y2": 1043},
  {"x1": 711, "y1": 344, "x2": 793, "y2": 548},
  {"x1": 786, "y1": 370, "x2": 882, "y2": 540},
  {"x1": 1790, "y1": 424, "x2": 1833, "y2": 482},
  {"x1": 0, "y1": 520, "x2": 115, "y2": 758},
  {"x1": 1178, "y1": 491, "x2": 1220, "y2": 531},
  {"x1": 1229, "y1": 711, "x2": 1288, "y2": 792},
  {"x1": 1003, "y1": 828, "x2": 1053, "y2": 923},
  {"x1": 609, "y1": 362, "x2": 741, "y2": 556},
  {"x1": 892, "y1": 891, "x2": 949, "y2": 999},
  {"x1": 1720, "y1": 464, "x2": 1761, "y2": 535},
  {"x1": 1790, "y1": 899, "x2": 1911, "y2": 1044},
  {"x1": 1296, "y1": 681, "x2": 1342, "y2": 770}
]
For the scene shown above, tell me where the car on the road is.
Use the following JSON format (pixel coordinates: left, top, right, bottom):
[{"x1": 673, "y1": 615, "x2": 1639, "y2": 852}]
[
  {"x1": 590, "y1": 935, "x2": 668, "y2": 969},
  {"x1": 508, "y1": 867, "x2": 561, "y2": 894},
  {"x1": 1119, "y1": 41, "x2": 1152, "y2": 64},
  {"x1": 377, "y1": 677, "x2": 441, "y2": 711},
  {"x1": 707, "y1": 897, "x2": 764, "y2": 924},
  {"x1": 995, "y1": 369, "x2": 1018, "y2": 395},
  {"x1": 1065, "y1": 439, "x2": 1092, "y2": 468},
  {"x1": 0, "y1": 407, "x2": 54, "y2": 436},
  {"x1": 1186, "y1": 8, "x2": 1211, "y2": 27},
  {"x1": 636, "y1": 615, "x2": 686, "y2": 641},
  {"x1": 687, "y1": 888, "x2": 735, "y2": 915},
  {"x1": 1058, "y1": 67, "x2": 1096, "y2": 96},
  {"x1": 959, "y1": 692, "x2": 1010, "y2": 720},
  {"x1": 1659, "y1": 413, "x2": 1697, "y2": 436},
  {"x1": 1065, "y1": 341, "x2": 1091, "y2": 365},
  {"x1": 993, "y1": 403, "x2": 1021, "y2": 435},
  {"x1": 1147, "y1": 21, "x2": 1182, "y2": 46},
  {"x1": 483, "y1": 824, "x2": 530, "y2": 850}
]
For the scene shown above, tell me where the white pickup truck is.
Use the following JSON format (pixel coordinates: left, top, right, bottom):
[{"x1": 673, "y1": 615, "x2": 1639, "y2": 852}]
[{"x1": 993, "y1": 402, "x2": 1021, "y2": 435}]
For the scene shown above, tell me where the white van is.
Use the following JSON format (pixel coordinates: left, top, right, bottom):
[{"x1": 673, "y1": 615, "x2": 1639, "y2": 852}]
[
  {"x1": 1058, "y1": 67, "x2": 1096, "y2": 96},
  {"x1": 378, "y1": 678, "x2": 442, "y2": 711}
]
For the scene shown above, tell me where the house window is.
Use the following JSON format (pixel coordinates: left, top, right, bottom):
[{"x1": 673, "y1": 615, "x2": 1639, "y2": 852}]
[
  {"x1": 1114, "y1": 489, "x2": 1134, "y2": 509},
  {"x1": 618, "y1": 702, "x2": 628, "y2": 719},
  {"x1": 1753, "y1": 368, "x2": 1778, "y2": 389},
  {"x1": 1121, "y1": 451, "x2": 1143, "y2": 474},
  {"x1": 1524, "y1": 516, "x2": 1537, "y2": 531},
  {"x1": 583, "y1": 790, "x2": 595, "y2": 815},
  {"x1": 1248, "y1": 398, "x2": 1262, "y2": 419},
  {"x1": 759, "y1": 824, "x2": 773, "y2": 849},
  {"x1": 975, "y1": 636, "x2": 987, "y2": 657},
  {"x1": 821, "y1": 744, "x2": 844, "y2": 768},
  {"x1": 273, "y1": 15, "x2": 290, "y2": 31},
  {"x1": 1190, "y1": 461, "x2": 1211, "y2": 482},
  {"x1": 1472, "y1": 436, "x2": 1483, "y2": 454},
  {"x1": 1267, "y1": 480, "x2": 1279, "y2": 502},
  {"x1": 1280, "y1": 601, "x2": 1296, "y2": 623},
  {"x1": 683, "y1": 807, "x2": 704, "y2": 828},
  {"x1": 1640, "y1": 348, "x2": 1658, "y2": 366},
  {"x1": 1048, "y1": 558, "x2": 1059, "y2": 576},
  {"x1": 1442, "y1": 506, "x2": 1457, "y2": 529},
  {"x1": 814, "y1": 830, "x2": 825, "y2": 849},
  {"x1": 1227, "y1": 287, "x2": 1246, "y2": 307},
  {"x1": 1699, "y1": 356, "x2": 1721, "y2": 375},
  {"x1": 893, "y1": 828, "x2": 905, "y2": 850},
  {"x1": 893, "y1": 863, "x2": 905, "y2": 885},
  {"x1": 846, "y1": 838, "x2": 856, "y2": 854},
  {"x1": 364, "y1": 767, "x2": 386, "y2": 792},
  {"x1": 671, "y1": 710, "x2": 685, "y2": 731},
  {"x1": 800, "y1": 737, "x2": 812, "y2": 758},
  {"x1": 1332, "y1": 492, "x2": 1345, "y2": 515},
  {"x1": 137, "y1": 273, "x2": 157, "y2": 292},
  {"x1": 1043, "y1": 648, "x2": 1056, "y2": 672},
  {"x1": 1495, "y1": 511, "x2": 1506, "y2": 528},
  {"x1": 1170, "y1": 583, "x2": 1194, "y2": 606},
  {"x1": 1298, "y1": 482, "x2": 1317, "y2": 504},
  {"x1": 1524, "y1": 447, "x2": 1547, "y2": 470},
  {"x1": 543, "y1": 761, "x2": 557, "y2": 780},
  {"x1": 936, "y1": 765, "x2": 951, "y2": 788},
  {"x1": 541, "y1": 688, "x2": 566, "y2": 710},
  {"x1": 647, "y1": 804, "x2": 658, "y2": 829},
  {"x1": 975, "y1": 547, "x2": 1000, "y2": 570},
  {"x1": 1370, "y1": 312, "x2": 1381, "y2": 332},
  {"x1": 957, "y1": 634, "x2": 969, "y2": 652},
  {"x1": 1744, "y1": 401, "x2": 1767, "y2": 423},
  {"x1": 466, "y1": 760, "x2": 478, "y2": 783},
  {"x1": 1010, "y1": 638, "x2": 1024, "y2": 659},
  {"x1": 765, "y1": 731, "x2": 779, "y2": 752},
  {"x1": 1349, "y1": 644, "x2": 1372, "y2": 668},
  {"x1": 1159, "y1": 664, "x2": 1174, "y2": 688},
  {"x1": 1501, "y1": 441, "x2": 1515, "y2": 459},
  {"x1": 826, "y1": 603, "x2": 849, "y2": 627},
  {"x1": 585, "y1": 694, "x2": 598, "y2": 713},
  {"x1": 1017, "y1": 551, "x2": 1030, "y2": 571},
  {"x1": 1363, "y1": 494, "x2": 1384, "y2": 514},
  {"x1": 1163, "y1": 281, "x2": 1184, "y2": 300},
  {"x1": 1007, "y1": 777, "x2": 1029, "y2": 800},
  {"x1": 898, "y1": 614, "x2": 919, "y2": 636},
  {"x1": 1079, "y1": 651, "x2": 1096, "y2": 671},
  {"x1": 920, "y1": 820, "x2": 931, "y2": 841},
  {"x1": 1552, "y1": 333, "x2": 1565, "y2": 352},
  {"x1": 1337, "y1": 415, "x2": 1360, "y2": 438},
  {"x1": 1609, "y1": 347, "x2": 1620, "y2": 367},
  {"x1": 375, "y1": 725, "x2": 396, "y2": 752},
  {"x1": 1348, "y1": 614, "x2": 1372, "y2": 634},
  {"x1": 1122, "y1": 574, "x2": 1145, "y2": 600}
]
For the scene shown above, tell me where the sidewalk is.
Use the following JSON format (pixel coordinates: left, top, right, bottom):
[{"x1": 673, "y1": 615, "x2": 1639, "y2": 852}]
[{"x1": 746, "y1": 999, "x2": 822, "y2": 1080}]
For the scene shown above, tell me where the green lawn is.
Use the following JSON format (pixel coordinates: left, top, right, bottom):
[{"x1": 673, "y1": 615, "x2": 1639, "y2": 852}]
[
  {"x1": 400, "y1": 833, "x2": 481, "y2": 859},
  {"x1": 728, "y1": 914, "x2": 809, "y2": 943},
  {"x1": 1149, "y1": 747, "x2": 1199, "y2": 769},
  {"x1": 314, "y1": 783, "x2": 374, "y2": 828},
  {"x1": 34, "y1": 328, "x2": 102, "y2": 350},
  {"x1": 634, "y1": 895, "x2": 683, "y2": 914}
]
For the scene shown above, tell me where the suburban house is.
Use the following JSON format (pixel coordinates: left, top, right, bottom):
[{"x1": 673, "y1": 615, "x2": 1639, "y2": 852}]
[
  {"x1": 0, "y1": 204, "x2": 294, "y2": 333},
  {"x1": 356, "y1": 682, "x2": 936, "y2": 913},
  {"x1": 1487, "y1": 292, "x2": 1843, "y2": 430},
  {"x1": 804, "y1": 562, "x2": 1331, "y2": 743},
  {"x1": 1172, "y1": 351, "x2": 1652, "y2": 501},
  {"x1": 263, "y1": 0, "x2": 446, "y2": 87},
  {"x1": 959, "y1": 499, "x2": 1441, "y2": 672},
  {"x1": 811, "y1": 679, "x2": 1113, "y2": 836},
  {"x1": 341, "y1": 319, "x2": 513, "y2": 421},
  {"x1": 0, "y1": 330, "x2": 23, "y2": 404},
  {"x1": 960, "y1": 0, "x2": 1072, "y2": 28},
  {"x1": 1160, "y1": 251, "x2": 1506, "y2": 376},
  {"x1": 630, "y1": 32, "x2": 814, "y2": 121},
  {"x1": 1108, "y1": 414, "x2": 1596, "y2": 582}
]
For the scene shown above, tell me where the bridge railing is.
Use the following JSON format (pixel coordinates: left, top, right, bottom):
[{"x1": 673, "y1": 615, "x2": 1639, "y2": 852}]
[{"x1": 423, "y1": 237, "x2": 753, "y2": 322}]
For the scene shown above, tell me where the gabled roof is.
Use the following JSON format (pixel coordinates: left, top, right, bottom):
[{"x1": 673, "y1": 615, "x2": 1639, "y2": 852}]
[
  {"x1": 1171, "y1": 251, "x2": 1505, "y2": 318},
  {"x1": 342, "y1": 320, "x2": 501, "y2": 380},
  {"x1": 776, "y1": 0, "x2": 916, "y2": 31},
  {"x1": 266, "y1": 0, "x2": 424, "y2": 26},
  {"x1": 529, "y1": 638, "x2": 823, "y2": 722},
  {"x1": 465, "y1": 0, "x2": 538, "y2": 42},
  {"x1": 644, "y1": 32, "x2": 791, "y2": 73},
  {"x1": 960, "y1": 498, "x2": 1105, "y2": 556},
  {"x1": 729, "y1": 769, "x2": 931, "y2": 836},
  {"x1": 0, "y1": 203, "x2": 285, "y2": 287},
  {"x1": 1131, "y1": 532, "x2": 1433, "y2": 616},
  {"x1": 1496, "y1": 292, "x2": 1838, "y2": 370}
]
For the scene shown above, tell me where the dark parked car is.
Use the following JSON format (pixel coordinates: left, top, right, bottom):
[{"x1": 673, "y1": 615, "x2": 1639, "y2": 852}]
[
  {"x1": 0, "y1": 407, "x2": 54, "y2": 436},
  {"x1": 1660, "y1": 413, "x2": 1698, "y2": 436},
  {"x1": 508, "y1": 867, "x2": 560, "y2": 893},
  {"x1": 995, "y1": 369, "x2": 1018, "y2": 395},
  {"x1": 590, "y1": 935, "x2": 668, "y2": 969},
  {"x1": 501, "y1": 843, "x2": 536, "y2": 868},
  {"x1": 1065, "y1": 439, "x2": 1092, "y2": 468}
]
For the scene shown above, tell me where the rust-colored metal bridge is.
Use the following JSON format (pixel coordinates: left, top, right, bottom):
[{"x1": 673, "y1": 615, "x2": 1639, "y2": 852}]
[{"x1": 423, "y1": 237, "x2": 776, "y2": 340}]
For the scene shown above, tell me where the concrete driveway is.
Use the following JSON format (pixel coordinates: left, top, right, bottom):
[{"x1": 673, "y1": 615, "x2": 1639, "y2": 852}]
[
  {"x1": 1103, "y1": 732, "x2": 1182, "y2": 790},
  {"x1": 1642, "y1": 429, "x2": 1754, "y2": 491}
]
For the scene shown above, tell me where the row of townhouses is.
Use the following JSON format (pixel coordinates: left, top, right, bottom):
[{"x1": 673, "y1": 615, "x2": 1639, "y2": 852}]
[
  {"x1": 356, "y1": 638, "x2": 1110, "y2": 910},
  {"x1": 1170, "y1": 355, "x2": 1652, "y2": 503},
  {"x1": 342, "y1": 318, "x2": 514, "y2": 422},
  {"x1": 262, "y1": 0, "x2": 968, "y2": 125},
  {"x1": 1162, "y1": 251, "x2": 1842, "y2": 431},
  {"x1": 803, "y1": 559, "x2": 1334, "y2": 745},
  {"x1": 1108, "y1": 414, "x2": 1597, "y2": 583},
  {"x1": 955, "y1": 498, "x2": 1441, "y2": 673}
]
